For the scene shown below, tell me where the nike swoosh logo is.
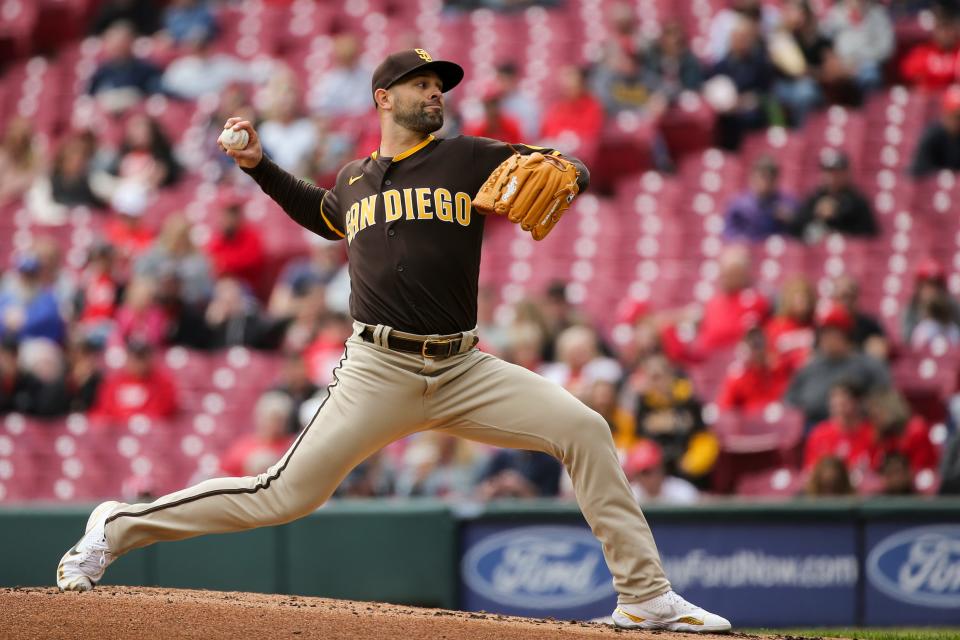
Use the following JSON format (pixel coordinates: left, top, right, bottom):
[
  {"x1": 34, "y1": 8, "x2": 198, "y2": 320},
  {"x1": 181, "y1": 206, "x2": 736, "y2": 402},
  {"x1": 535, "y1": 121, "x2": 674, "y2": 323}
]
[{"x1": 348, "y1": 174, "x2": 363, "y2": 185}]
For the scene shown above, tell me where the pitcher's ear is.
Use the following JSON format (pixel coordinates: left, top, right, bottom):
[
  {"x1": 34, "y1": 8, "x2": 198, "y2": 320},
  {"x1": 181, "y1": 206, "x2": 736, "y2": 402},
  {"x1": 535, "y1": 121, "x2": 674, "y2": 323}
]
[{"x1": 374, "y1": 88, "x2": 391, "y2": 110}]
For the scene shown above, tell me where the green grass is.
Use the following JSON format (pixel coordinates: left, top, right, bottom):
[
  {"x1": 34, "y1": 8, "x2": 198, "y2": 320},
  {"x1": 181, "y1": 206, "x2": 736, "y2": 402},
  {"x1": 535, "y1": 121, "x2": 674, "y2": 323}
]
[{"x1": 750, "y1": 629, "x2": 960, "y2": 640}]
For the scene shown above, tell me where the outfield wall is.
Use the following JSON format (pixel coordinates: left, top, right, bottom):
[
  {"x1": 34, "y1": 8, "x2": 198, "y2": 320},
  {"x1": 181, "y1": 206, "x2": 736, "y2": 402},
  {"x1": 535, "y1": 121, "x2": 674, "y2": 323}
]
[{"x1": 2, "y1": 498, "x2": 959, "y2": 627}]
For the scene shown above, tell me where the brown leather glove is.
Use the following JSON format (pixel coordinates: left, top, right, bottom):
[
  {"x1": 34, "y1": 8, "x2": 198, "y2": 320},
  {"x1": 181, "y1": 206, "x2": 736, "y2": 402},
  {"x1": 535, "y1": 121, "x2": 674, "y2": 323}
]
[{"x1": 473, "y1": 151, "x2": 580, "y2": 240}]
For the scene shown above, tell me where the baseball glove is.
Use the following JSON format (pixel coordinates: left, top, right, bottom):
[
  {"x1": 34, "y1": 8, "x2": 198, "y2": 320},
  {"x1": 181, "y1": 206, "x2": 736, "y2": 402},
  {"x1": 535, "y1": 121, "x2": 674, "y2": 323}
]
[{"x1": 473, "y1": 151, "x2": 580, "y2": 240}]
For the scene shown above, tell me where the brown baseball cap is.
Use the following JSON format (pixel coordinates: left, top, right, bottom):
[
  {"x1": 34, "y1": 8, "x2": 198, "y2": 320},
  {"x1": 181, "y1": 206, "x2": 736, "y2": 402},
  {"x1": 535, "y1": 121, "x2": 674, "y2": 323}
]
[{"x1": 371, "y1": 48, "x2": 464, "y2": 98}]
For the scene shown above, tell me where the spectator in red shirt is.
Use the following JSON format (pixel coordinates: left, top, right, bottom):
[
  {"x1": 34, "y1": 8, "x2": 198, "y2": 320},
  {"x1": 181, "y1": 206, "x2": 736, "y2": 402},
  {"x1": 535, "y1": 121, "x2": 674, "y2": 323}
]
[
  {"x1": 111, "y1": 276, "x2": 170, "y2": 349},
  {"x1": 540, "y1": 66, "x2": 605, "y2": 160},
  {"x1": 899, "y1": 8, "x2": 960, "y2": 90},
  {"x1": 105, "y1": 206, "x2": 155, "y2": 262},
  {"x1": 697, "y1": 245, "x2": 771, "y2": 351},
  {"x1": 219, "y1": 391, "x2": 295, "y2": 477},
  {"x1": 91, "y1": 339, "x2": 178, "y2": 421},
  {"x1": 765, "y1": 275, "x2": 816, "y2": 373},
  {"x1": 206, "y1": 199, "x2": 265, "y2": 290},
  {"x1": 866, "y1": 388, "x2": 939, "y2": 474},
  {"x1": 462, "y1": 84, "x2": 522, "y2": 143},
  {"x1": 716, "y1": 326, "x2": 792, "y2": 412},
  {"x1": 804, "y1": 381, "x2": 877, "y2": 471}
]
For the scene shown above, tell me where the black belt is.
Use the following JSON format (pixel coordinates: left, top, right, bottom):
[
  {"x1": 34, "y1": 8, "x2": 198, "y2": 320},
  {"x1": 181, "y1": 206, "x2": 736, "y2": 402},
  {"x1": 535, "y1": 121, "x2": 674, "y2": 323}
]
[{"x1": 360, "y1": 326, "x2": 476, "y2": 359}]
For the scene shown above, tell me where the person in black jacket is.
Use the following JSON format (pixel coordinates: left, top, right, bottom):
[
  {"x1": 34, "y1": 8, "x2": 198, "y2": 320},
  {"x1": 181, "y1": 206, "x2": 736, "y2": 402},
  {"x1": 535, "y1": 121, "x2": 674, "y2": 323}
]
[
  {"x1": 791, "y1": 149, "x2": 878, "y2": 239},
  {"x1": 911, "y1": 85, "x2": 960, "y2": 176}
]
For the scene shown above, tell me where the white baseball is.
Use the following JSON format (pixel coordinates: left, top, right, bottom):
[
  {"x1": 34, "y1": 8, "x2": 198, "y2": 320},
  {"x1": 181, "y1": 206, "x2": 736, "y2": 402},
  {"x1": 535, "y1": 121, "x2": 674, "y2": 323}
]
[{"x1": 219, "y1": 127, "x2": 249, "y2": 151}]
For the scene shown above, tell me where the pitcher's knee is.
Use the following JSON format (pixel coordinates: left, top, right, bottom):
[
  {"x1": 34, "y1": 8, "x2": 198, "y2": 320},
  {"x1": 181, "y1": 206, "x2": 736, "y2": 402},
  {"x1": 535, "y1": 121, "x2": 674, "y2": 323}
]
[
  {"x1": 565, "y1": 409, "x2": 617, "y2": 453},
  {"x1": 253, "y1": 473, "x2": 332, "y2": 526}
]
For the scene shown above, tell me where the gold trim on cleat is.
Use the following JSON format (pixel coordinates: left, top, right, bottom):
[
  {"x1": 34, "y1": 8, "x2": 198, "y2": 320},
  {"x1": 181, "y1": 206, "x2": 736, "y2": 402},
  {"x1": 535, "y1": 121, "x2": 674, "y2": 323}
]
[
  {"x1": 677, "y1": 616, "x2": 704, "y2": 625},
  {"x1": 616, "y1": 608, "x2": 646, "y2": 623}
]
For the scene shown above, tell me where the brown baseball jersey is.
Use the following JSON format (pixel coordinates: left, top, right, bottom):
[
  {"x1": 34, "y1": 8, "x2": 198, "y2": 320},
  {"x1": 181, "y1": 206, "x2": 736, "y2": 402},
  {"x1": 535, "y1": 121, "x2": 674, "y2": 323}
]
[{"x1": 248, "y1": 135, "x2": 588, "y2": 335}]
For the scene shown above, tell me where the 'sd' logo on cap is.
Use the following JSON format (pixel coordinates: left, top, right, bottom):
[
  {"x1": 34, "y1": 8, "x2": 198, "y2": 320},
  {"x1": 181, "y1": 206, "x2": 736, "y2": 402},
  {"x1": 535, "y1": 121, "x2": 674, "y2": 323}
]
[{"x1": 414, "y1": 48, "x2": 432, "y2": 62}]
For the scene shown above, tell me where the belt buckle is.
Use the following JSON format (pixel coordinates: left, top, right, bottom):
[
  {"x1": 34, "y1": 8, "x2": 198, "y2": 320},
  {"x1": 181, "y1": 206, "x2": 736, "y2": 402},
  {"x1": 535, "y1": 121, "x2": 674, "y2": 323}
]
[{"x1": 422, "y1": 337, "x2": 456, "y2": 359}]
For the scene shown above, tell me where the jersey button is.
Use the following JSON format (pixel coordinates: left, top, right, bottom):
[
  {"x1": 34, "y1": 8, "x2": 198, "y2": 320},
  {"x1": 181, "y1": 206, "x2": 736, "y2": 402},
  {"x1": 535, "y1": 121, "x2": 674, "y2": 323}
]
[
  {"x1": 385, "y1": 179, "x2": 393, "y2": 186},
  {"x1": 388, "y1": 229, "x2": 396, "y2": 237},
  {"x1": 397, "y1": 264, "x2": 404, "y2": 272}
]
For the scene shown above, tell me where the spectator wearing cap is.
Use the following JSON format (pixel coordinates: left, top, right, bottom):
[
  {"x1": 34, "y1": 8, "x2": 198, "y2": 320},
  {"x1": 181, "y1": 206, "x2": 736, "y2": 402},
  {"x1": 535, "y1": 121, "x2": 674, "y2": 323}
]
[
  {"x1": 104, "y1": 197, "x2": 155, "y2": 261},
  {"x1": 0, "y1": 255, "x2": 66, "y2": 344},
  {"x1": 716, "y1": 326, "x2": 792, "y2": 413},
  {"x1": 307, "y1": 33, "x2": 375, "y2": 119},
  {"x1": 90, "y1": 339, "x2": 178, "y2": 421},
  {"x1": 219, "y1": 392, "x2": 296, "y2": 477},
  {"x1": 723, "y1": 156, "x2": 798, "y2": 241},
  {"x1": 765, "y1": 275, "x2": 817, "y2": 372},
  {"x1": 623, "y1": 439, "x2": 700, "y2": 505},
  {"x1": 462, "y1": 82, "x2": 523, "y2": 143},
  {"x1": 867, "y1": 388, "x2": 939, "y2": 476},
  {"x1": 820, "y1": 0, "x2": 894, "y2": 96},
  {"x1": 632, "y1": 354, "x2": 718, "y2": 483},
  {"x1": 899, "y1": 8, "x2": 960, "y2": 90},
  {"x1": 695, "y1": 245, "x2": 771, "y2": 352},
  {"x1": 136, "y1": 214, "x2": 214, "y2": 307},
  {"x1": 902, "y1": 258, "x2": 960, "y2": 348},
  {"x1": 786, "y1": 302, "x2": 890, "y2": 425},
  {"x1": 830, "y1": 274, "x2": 889, "y2": 361},
  {"x1": 539, "y1": 66, "x2": 604, "y2": 165},
  {"x1": 804, "y1": 380, "x2": 877, "y2": 471},
  {"x1": 206, "y1": 200, "x2": 266, "y2": 290},
  {"x1": 87, "y1": 21, "x2": 162, "y2": 111},
  {"x1": 791, "y1": 149, "x2": 877, "y2": 240},
  {"x1": 494, "y1": 62, "x2": 542, "y2": 140},
  {"x1": 910, "y1": 85, "x2": 960, "y2": 176}
]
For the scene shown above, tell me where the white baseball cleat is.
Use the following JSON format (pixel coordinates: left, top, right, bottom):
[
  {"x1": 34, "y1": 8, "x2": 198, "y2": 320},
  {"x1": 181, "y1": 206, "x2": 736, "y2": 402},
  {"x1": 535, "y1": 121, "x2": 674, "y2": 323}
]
[
  {"x1": 56, "y1": 500, "x2": 123, "y2": 592},
  {"x1": 612, "y1": 590, "x2": 731, "y2": 633}
]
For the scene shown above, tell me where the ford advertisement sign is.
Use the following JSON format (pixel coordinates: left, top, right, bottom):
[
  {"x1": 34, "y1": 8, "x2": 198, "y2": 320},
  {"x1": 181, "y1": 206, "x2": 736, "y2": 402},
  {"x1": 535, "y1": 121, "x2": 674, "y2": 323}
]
[
  {"x1": 865, "y1": 524, "x2": 960, "y2": 625},
  {"x1": 460, "y1": 521, "x2": 859, "y2": 625},
  {"x1": 460, "y1": 524, "x2": 616, "y2": 619}
]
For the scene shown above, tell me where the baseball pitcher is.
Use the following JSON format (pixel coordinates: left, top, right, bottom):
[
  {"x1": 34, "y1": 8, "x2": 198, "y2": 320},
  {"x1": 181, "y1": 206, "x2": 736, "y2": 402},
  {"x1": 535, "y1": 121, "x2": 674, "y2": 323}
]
[{"x1": 57, "y1": 49, "x2": 730, "y2": 632}]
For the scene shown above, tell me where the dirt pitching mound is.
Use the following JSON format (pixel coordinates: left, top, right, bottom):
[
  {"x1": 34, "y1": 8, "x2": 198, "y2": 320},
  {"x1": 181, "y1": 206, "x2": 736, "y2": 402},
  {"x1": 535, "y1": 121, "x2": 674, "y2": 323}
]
[{"x1": 1, "y1": 587, "x2": 811, "y2": 640}]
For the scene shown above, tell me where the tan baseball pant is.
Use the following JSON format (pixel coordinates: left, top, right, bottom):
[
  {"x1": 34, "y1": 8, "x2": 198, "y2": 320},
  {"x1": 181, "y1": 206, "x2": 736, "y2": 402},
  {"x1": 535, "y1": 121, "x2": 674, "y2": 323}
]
[{"x1": 104, "y1": 322, "x2": 671, "y2": 603}]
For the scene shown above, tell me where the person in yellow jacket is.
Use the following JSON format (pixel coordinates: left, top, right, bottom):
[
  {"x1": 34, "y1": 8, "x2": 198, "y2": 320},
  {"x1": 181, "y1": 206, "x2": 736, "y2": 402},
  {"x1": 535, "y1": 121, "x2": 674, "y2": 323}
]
[{"x1": 621, "y1": 354, "x2": 719, "y2": 484}]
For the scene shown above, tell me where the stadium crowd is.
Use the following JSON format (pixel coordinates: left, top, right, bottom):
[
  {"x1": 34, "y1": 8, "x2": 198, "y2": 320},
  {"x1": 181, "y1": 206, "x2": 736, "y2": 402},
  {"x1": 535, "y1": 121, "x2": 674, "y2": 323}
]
[{"x1": 0, "y1": 0, "x2": 959, "y2": 505}]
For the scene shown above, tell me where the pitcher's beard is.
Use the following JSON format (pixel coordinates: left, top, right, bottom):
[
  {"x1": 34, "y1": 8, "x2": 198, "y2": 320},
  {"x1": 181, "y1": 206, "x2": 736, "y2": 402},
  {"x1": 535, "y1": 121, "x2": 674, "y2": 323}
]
[{"x1": 393, "y1": 104, "x2": 443, "y2": 134}]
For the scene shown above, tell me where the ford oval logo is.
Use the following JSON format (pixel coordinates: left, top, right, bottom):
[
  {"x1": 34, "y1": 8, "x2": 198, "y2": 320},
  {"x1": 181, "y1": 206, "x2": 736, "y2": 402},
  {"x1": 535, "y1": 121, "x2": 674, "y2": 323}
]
[
  {"x1": 461, "y1": 525, "x2": 615, "y2": 609},
  {"x1": 866, "y1": 525, "x2": 960, "y2": 608}
]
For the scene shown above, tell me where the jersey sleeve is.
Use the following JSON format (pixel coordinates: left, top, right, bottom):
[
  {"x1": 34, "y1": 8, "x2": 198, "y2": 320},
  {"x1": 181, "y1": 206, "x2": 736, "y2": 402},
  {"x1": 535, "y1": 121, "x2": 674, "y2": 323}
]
[
  {"x1": 242, "y1": 155, "x2": 345, "y2": 241},
  {"x1": 469, "y1": 136, "x2": 590, "y2": 193}
]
